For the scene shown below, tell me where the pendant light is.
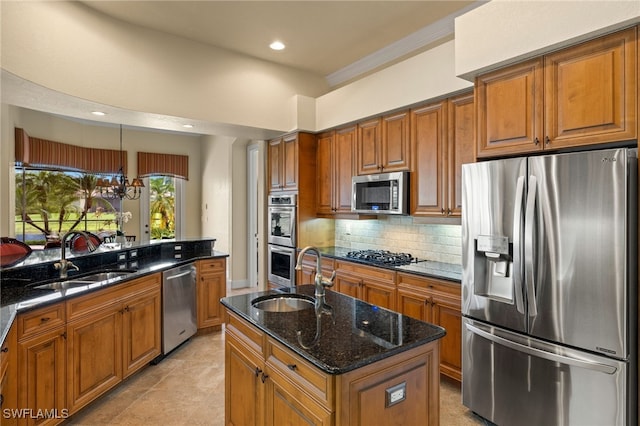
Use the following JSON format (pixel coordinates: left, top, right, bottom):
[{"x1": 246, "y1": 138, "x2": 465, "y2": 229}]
[{"x1": 97, "y1": 125, "x2": 144, "y2": 200}]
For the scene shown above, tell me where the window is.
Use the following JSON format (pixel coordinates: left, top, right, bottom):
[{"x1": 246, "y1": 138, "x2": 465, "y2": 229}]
[
  {"x1": 148, "y1": 175, "x2": 177, "y2": 240},
  {"x1": 14, "y1": 167, "x2": 122, "y2": 247}
]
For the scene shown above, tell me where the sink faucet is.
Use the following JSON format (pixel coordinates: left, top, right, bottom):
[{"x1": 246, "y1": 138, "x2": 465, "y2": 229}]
[
  {"x1": 294, "y1": 246, "x2": 336, "y2": 298},
  {"x1": 54, "y1": 231, "x2": 98, "y2": 278}
]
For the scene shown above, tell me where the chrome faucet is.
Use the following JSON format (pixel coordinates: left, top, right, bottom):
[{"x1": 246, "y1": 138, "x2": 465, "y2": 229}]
[
  {"x1": 54, "y1": 231, "x2": 98, "y2": 278},
  {"x1": 294, "y1": 246, "x2": 336, "y2": 298}
]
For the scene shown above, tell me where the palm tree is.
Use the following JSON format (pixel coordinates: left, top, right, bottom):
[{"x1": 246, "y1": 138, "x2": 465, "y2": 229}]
[
  {"x1": 149, "y1": 176, "x2": 175, "y2": 238},
  {"x1": 64, "y1": 174, "x2": 116, "y2": 233}
]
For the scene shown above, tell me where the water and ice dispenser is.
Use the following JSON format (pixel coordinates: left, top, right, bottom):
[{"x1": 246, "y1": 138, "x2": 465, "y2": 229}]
[{"x1": 473, "y1": 235, "x2": 514, "y2": 302}]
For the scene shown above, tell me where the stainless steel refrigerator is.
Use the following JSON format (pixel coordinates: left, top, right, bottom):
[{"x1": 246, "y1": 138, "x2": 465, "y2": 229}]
[{"x1": 461, "y1": 148, "x2": 637, "y2": 426}]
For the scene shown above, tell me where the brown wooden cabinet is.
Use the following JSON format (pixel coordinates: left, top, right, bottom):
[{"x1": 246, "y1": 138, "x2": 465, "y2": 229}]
[
  {"x1": 411, "y1": 93, "x2": 475, "y2": 218},
  {"x1": 356, "y1": 112, "x2": 410, "y2": 175},
  {"x1": 397, "y1": 273, "x2": 462, "y2": 382},
  {"x1": 197, "y1": 257, "x2": 227, "y2": 331},
  {"x1": 334, "y1": 260, "x2": 396, "y2": 311},
  {"x1": 316, "y1": 127, "x2": 356, "y2": 215},
  {"x1": 476, "y1": 27, "x2": 637, "y2": 158},
  {"x1": 268, "y1": 132, "x2": 316, "y2": 193},
  {"x1": 0, "y1": 321, "x2": 18, "y2": 426},
  {"x1": 66, "y1": 273, "x2": 161, "y2": 414},
  {"x1": 17, "y1": 303, "x2": 67, "y2": 426}
]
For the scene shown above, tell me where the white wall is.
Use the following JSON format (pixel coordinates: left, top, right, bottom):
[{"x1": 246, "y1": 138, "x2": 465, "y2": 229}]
[{"x1": 455, "y1": 0, "x2": 640, "y2": 79}]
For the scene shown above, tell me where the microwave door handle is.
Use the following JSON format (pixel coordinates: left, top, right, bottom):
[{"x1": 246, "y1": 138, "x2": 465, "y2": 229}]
[
  {"x1": 524, "y1": 175, "x2": 538, "y2": 317},
  {"x1": 512, "y1": 176, "x2": 525, "y2": 314}
]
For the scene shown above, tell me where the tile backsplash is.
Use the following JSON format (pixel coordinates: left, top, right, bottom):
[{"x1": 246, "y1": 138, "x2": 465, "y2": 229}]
[{"x1": 335, "y1": 217, "x2": 461, "y2": 265}]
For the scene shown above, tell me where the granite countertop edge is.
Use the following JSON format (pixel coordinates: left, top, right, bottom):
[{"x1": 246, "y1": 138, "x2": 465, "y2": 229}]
[
  {"x1": 1, "y1": 248, "x2": 228, "y2": 347},
  {"x1": 221, "y1": 286, "x2": 446, "y2": 375}
]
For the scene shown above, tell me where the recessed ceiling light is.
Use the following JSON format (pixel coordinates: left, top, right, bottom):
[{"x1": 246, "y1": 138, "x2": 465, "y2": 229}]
[
  {"x1": 183, "y1": 124, "x2": 194, "y2": 129},
  {"x1": 269, "y1": 41, "x2": 285, "y2": 51},
  {"x1": 91, "y1": 111, "x2": 106, "y2": 116}
]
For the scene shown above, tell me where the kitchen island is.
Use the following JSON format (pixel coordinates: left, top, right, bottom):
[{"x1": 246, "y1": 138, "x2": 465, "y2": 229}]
[{"x1": 221, "y1": 285, "x2": 445, "y2": 425}]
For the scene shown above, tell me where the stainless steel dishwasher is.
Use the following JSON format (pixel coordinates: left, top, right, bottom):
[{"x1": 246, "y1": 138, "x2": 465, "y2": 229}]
[{"x1": 162, "y1": 262, "x2": 197, "y2": 355}]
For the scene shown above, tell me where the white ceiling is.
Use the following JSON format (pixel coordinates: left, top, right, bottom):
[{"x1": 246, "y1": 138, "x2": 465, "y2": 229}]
[{"x1": 4, "y1": 1, "x2": 483, "y2": 137}]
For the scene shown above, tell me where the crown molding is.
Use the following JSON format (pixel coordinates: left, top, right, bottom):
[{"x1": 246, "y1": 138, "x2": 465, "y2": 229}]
[{"x1": 325, "y1": 1, "x2": 486, "y2": 88}]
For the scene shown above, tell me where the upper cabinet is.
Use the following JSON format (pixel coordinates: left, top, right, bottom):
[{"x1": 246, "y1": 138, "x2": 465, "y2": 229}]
[
  {"x1": 268, "y1": 132, "x2": 316, "y2": 193},
  {"x1": 447, "y1": 92, "x2": 476, "y2": 217},
  {"x1": 476, "y1": 27, "x2": 637, "y2": 158},
  {"x1": 356, "y1": 111, "x2": 411, "y2": 175},
  {"x1": 316, "y1": 126, "x2": 356, "y2": 215}
]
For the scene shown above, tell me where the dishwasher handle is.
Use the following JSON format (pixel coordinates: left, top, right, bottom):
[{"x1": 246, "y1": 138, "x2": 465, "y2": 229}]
[{"x1": 165, "y1": 270, "x2": 192, "y2": 281}]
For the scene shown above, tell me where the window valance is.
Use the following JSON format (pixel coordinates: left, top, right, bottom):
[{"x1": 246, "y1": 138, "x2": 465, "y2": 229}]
[
  {"x1": 15, "y1": 128, "x2": 127, "y2": 174},
  {"x1": 137, "y1": 152, "x2": 189, "y2": 180}
]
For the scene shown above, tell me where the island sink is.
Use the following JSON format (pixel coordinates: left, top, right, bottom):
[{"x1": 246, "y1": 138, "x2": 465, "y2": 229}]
[{"x1": 251, "y1": 294, "x2": 315, "y2": 312}]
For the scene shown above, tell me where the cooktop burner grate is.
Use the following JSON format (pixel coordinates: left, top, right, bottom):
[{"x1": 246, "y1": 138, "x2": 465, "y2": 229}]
[{"x1": 345, "y1": 249, "x2": 418, "y2": 266}]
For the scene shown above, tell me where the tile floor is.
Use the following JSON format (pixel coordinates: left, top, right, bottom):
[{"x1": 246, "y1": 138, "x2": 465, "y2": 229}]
[{"x1": 66, "y1": 287, "x2": 488, "y2": 426}]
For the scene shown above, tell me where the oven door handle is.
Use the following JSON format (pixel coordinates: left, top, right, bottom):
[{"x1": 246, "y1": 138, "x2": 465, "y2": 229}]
[{"x1": 270, "y1": 246, "x2": 295, "y2": 254}]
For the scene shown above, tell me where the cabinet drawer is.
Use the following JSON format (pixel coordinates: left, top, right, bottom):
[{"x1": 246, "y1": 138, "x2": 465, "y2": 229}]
[
  {"x1": 198, "y1": 258, "x2": 226, "y2": 273},
  {"x1": 17, "y1": 302, "x2": 65, "y2": 339},
  {"x1": 397, "y1": 272, "x2": 461, "y2": 298},
  {"x1": 67, "y1": 273, "x2": 161, "y2": 321},
  {"x1": 225, "y1": 311, "x2": 265, "y2": 357},
  {"x1": 336, "y1": 260, "x2": 396, "y2": 284},
  {"x1": 266, "y1": 338, "x2": 335, "y2": 409}
]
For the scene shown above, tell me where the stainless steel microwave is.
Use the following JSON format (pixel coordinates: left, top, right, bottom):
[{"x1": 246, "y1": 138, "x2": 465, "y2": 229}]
[{"x1": 351, "y1": 171, "x2": 408, "y2": 215}]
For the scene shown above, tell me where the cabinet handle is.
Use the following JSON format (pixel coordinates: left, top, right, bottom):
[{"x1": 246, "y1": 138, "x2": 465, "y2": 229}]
[
  {"x1": 1, "y1": 347, "x2": 8, "y2": 353},
  {"x1": 41, "y1": 317, "x2": 50, "y2": 322},
  {"x1": 545, "y1": 136, "x2": 551, "y2": 145},
  {"x1": 534, "y1": 137, "x2": 540, "y2": 145},
  {"x1": 261, "y1": 373, "x2": 269, "y2": 383},
  {"x1": 0, "y1": 393, "x2": 3, "y2": 406},
  {"x1": 254, "y1": 367, "x2": 262, "y2": 377},
  {"x1": 287, "y1": 364, "x2": 297, "y2": 371},
  {"x1": 61, "y1": 332, "x2": 67, "y2": 340}
]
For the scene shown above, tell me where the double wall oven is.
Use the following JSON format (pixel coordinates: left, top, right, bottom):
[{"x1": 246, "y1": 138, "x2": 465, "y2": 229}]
[{"x1": 267, "y1": 194, "x2": 296, "y2": 287}]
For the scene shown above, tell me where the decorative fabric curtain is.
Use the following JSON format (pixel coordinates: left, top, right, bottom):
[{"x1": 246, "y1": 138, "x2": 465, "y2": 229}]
[
  {"x1": 14, "y1": 128, "x2": 126, "y2": 174},
  {"x1": 137, "y1": 152, "x2": 189, "y2": 180}
]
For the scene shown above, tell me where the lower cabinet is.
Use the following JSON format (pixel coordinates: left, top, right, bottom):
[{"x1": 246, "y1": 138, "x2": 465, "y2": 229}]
[
  {"x1": 397, "y1": 273, "x2": 462, "y2": 382},
  {"x1": 197, "y1": 258, "x2": 227, "y2": 330},
  {"x1": 224, "y1": 309, "x2": 440, "y2": 426},
  {"x1": 1, "y1": 321, "x2": 18, "y2": 426},
  {"x1": 334, "y1": 261, "x2": 396, "y2": 311},
  {"x1": 66, "y1": 273, "x2": 161, "y2": 414},
  {"x1": 296, "y1": 253, "x2": 335, "y2": 287}
]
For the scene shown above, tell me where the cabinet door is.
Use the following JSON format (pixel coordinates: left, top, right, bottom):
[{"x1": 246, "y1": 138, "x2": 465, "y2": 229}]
[
  {"x1": 282, "y1": 134, "x2": 298, "y2": 191},
  {"x1": 334, "y1": 272, "x2": 361, "y2": 299},
  {"x1": 1, "y1": 323, "x2": 18, "y2": 426},
  {"x1": 361, "y1": 279, "x2": 396, "y2": 311},
  {"x1": 265, "y1": 368, "x2": 333, "y2": 426},
  {"x1": 198, "y1": 271, "x2": 226, "y2": 329},
  {"x1": 66, "y1": 308, "x2": 122, "y2": 414},
  {"x1": 316, "y1": 132, "x2": 334, "y2": 215},
  {"x1": 447, "y1": 92, "x2": 475, "y2": 217},
  {"x1": 544, "y1": 27, "x2": 637, "y2": 149},
  {"x1": 381, "y1": 111, "x2": 411, "y2": 172},
  {"x1": 334, "y1": 126, "x2": 356, "y2": 212},
  {"x1": 225, "y1": 332, "x2": 265, "y2": 426},
  {"x1": 122, "y1": 289, "x2": 161, "y2": 379},
  {"x1": 356, "y1": 118, "x2": 382, "y2": 175},
  {"x1": 476, "y1": 58, "x2": 544, "y2": 158},
  {"x1": 397, "y1": 287, "x2": 432, "y2": 323},
  {"x1": 19, "y1": 330, "x2": 66, "y2": 426},
  {"x1": 411, "y1": 101, "x2": 447, "y2": 216},
  {"x1": 267, "y1": 138, "x2": 283, "y2": 192},
  {"x1": 431, "y1": 294, "x2": 462, "y2": 382}
]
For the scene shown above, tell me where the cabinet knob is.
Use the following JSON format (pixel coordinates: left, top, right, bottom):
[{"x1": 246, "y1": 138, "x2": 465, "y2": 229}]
[
  {"x1": 534, "y1": 137, "x2": 540, "y2": 145},
  {"x1": 61, "y1": 332, "x2": 67, "y2": 340},
  {"x1": 1, "y1": 347, "x2": 8, "y2": 353},
  {"x1": 287, "y1": 364, "x2": 297, "y2": 371},
  {"x1": 545, "y1": 136, "x2": 551, "y2": 145},
  {"x1": 254, "y1": 367, "x2": 262, "y2": 377},
  {"x1": 261, "y1": 373, "x2": 269, "y2": 383}
]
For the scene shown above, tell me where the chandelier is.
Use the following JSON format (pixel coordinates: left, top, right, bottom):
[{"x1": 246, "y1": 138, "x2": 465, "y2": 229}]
[{"x1": 97, "y1": 125, "x2": 144, "y2": 200}]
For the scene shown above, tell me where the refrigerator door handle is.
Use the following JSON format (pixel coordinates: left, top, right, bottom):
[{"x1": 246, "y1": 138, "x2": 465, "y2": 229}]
[
  {"x1": 465, "y1": 322, "x2": 617, "y2": 375},
  {"x1": 524, "y1": 175, "x2": 538, "y2": 317},
  {"x1": 512, "y1": 176, "x2": 525, "y2": 314}
]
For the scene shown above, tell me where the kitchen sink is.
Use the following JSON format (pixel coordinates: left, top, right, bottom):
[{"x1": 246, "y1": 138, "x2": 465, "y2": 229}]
[
  {"x1": 251, "y1": 294, "x2": 315, "y2": 312},
  {"x1": 33, "y1": 270, "x2": 135, "y2": 291}
]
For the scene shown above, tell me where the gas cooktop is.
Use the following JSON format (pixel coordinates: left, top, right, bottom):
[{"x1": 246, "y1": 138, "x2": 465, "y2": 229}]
[{"x1": 345, "y1": 249, "x2": 420, "y2": 267}]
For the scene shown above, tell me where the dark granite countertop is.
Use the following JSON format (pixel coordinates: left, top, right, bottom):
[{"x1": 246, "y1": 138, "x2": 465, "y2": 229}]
[
  {"x1": 221, "y1": 285, "x2": 446, "y2": 375},
  {"x1": 309, "y1": 246, "x2": 462, "y2": 282},
  {"x1": 0, "y1": 238, "x2": 226, "y2": 347}
]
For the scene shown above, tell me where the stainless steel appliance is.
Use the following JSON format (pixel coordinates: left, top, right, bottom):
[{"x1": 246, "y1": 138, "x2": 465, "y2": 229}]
[
  {"x1": 461, "y1": 148, "x2": 637, "y2": 426},
  {"x1": 162, "y1": 262, "x2": 197, "y2": 354},
  {"x1": 351, "y1": 171, "x2": 408, "y2": 215},
  {"x1": 267, "y1": 244, "x2": 296, "y2": 287},
  {"x1": 268, "y1": 194, "x2": 296, "y2": 247},
  {"x1": 345, "y1": 249, "x2": 419, "y2": 266}
]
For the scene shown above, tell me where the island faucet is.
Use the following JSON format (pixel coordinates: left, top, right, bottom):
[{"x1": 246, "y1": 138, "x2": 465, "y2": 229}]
[
  {"x1": 54, "y1": 231, "x2": 98, "y2": 278},
  {"x1": 294, "y1": 246, "x2": 336, "y2": 298}
]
